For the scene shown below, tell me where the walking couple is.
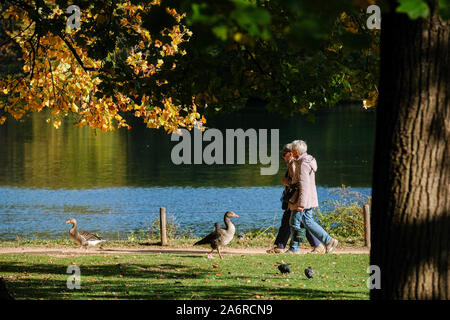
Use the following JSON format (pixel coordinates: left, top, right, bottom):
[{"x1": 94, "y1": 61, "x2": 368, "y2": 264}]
[{"x1": 267, "y1": 140, "x2": 338, "y2": 254}]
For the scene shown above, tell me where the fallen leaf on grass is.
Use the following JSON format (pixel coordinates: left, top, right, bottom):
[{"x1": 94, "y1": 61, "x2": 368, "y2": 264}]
[
  {"x1": 350, "y1": 283, "x2": 361, "y2": 287},
  {"x1": 212, "y1": 264, "x2": 218, "y2": 268}
]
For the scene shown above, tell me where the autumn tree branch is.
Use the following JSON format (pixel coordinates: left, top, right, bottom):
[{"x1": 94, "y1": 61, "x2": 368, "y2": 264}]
[{"x1": 58, "y1": 35, "x2": 99, "y2": 72}]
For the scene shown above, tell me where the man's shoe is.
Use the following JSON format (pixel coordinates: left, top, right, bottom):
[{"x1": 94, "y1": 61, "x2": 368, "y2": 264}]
[
  {"x1": 266, "y1": 247, "x2": 284, "y2": 254},
  {"x1": 325, "y1": 238, "x2": 338, "y2": 254},
  {"x1": 309, "y1": 244, "x2": 325, "y2": 254},
  {"x1": 284, "y1": 249, "x2": 300, "y2": 254}
]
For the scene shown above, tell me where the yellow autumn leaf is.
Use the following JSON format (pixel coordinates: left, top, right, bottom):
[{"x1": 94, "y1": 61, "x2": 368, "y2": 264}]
[
  {"x1": 234, "y1": 32, "x2": 243, "y2": 42},
  {"x1": 53, "y1": 119, "x2": 61, "y2": 129},
  {"x1": 363, "y1": 91, "x2": 378, "y2": 109}
]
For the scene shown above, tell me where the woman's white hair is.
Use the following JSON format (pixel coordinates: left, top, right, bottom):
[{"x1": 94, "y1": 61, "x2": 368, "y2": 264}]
[{"x1": 291, "y1": 140, "x2": 307, "y2": 155}]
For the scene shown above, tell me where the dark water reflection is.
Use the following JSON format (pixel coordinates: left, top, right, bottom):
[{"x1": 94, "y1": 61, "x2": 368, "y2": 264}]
[
  {"x1": 0, "y1": 107, "x2": 375, "y2": 239},
  {"x1": 0, "y1": 107, "x2": 375, "y2": 188}
]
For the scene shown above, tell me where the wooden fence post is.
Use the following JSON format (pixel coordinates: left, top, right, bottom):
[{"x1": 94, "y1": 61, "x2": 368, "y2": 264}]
[
  {"x1": 363, "y1": 204, "x2": 371, "y2": 248},
  {"x1": 160, "y1": 207, "x2": 167, "y2": 246}
]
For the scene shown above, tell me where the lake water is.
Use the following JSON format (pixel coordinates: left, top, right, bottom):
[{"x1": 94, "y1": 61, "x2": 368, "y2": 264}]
[{"x1": 0, "y1": 107, "x2": 375, "y2": 239}]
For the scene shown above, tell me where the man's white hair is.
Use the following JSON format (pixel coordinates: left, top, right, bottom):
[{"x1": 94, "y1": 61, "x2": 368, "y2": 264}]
[{"x1": 291, "y1": 140, "x2": 307, "y2": 155}]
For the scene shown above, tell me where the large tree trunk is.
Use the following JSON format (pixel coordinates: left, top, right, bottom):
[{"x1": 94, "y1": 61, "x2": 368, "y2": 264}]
[{"x1": 370, "y1": 1, "x2": 449, "y2": 299}]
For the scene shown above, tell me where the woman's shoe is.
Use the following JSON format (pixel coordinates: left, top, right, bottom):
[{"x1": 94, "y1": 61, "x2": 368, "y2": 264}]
[
  {"x1": 325, "y1": 238, "x2": 338, "y2": 253},
  {"x1": 309, "y1": 244, "x2": 325, "y2": 254}
]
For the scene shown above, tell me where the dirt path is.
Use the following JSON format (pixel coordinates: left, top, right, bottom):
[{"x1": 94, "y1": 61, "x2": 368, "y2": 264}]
[{"x1": 0, "y1": 246, "x2": 369, "y2": 257}]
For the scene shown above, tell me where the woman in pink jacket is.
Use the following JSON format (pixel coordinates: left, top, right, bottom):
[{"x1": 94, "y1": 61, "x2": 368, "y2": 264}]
[{"x1": 286, "y1": 140, "x2": 339, "y2": 254}]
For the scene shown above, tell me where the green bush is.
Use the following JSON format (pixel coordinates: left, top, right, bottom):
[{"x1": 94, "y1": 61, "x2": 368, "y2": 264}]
[
  {"x1": 313, "y1": 186, "x2": 370, "y2": 244},
  {"x1": 241, "y1": 226, "x2": 277, "y2": 239}
]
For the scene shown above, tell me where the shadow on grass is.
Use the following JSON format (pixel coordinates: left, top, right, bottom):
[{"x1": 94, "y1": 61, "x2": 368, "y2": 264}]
[{"x1": 0, "y1": 260, "x2": 366, "y2": 300}]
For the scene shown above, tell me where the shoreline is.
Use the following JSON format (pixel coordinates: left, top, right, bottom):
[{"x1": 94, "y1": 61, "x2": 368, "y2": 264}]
[{"x1": 0, "y1": 240, "x2": 369, "y2": 257}]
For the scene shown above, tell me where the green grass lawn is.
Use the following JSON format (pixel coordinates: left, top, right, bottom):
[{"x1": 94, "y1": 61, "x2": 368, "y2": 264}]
[{"x1": 0, "y1": 253, "x2": 369, "y2": 300}]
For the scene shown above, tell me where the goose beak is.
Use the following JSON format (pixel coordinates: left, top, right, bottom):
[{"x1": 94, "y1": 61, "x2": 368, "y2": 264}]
[
  {"x1": 65, "y1": 220, "x2": 70, "y2": 224},
  {"x1": 231, "y1": 213, "x2": 239, "y2": 217}
]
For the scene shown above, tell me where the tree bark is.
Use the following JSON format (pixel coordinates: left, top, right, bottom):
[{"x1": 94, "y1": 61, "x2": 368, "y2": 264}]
[{"x1": 371, "y1": 0, "x2": 449, "y2": 299}]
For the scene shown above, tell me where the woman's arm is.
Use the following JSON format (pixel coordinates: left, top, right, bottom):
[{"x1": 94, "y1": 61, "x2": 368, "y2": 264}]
[{"x1": 297, "y1": 161, "x2": 309, "y2": 209}]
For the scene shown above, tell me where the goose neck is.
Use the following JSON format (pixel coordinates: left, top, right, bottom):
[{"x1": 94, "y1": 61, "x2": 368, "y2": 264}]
[
  {"x1": 70, "y1": 222, "x2": 77, "y2": 234},
  {"x1": 224, "y1": 216, "x2": 235, "y2": 232}
]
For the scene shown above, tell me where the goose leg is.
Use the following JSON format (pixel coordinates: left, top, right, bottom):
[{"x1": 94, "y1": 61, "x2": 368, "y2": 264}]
[
  {"x1": 217, "y1": 247, "x2": 223, "y2": 260},
  {"x1": 207, "y1": 248, "x2": 214, "y2": 259}
]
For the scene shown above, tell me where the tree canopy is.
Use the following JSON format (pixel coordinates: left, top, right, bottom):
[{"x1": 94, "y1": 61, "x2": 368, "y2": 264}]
[
  {"x1": 0, "y1": 0, "x2": 447, "y2": 131},
  {"x1": 0, "y1": 0, "x2": 201, "y2": 132}
]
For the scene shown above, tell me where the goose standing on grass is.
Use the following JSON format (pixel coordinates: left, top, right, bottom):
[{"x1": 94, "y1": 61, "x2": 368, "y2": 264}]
[
  {"x1": 65, "y1": 218, "x2": 104, "y2": 250},
  {"x1": 194, "y1": 211, "x2": 239, "y2": 259}
]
